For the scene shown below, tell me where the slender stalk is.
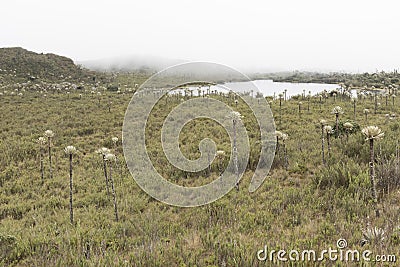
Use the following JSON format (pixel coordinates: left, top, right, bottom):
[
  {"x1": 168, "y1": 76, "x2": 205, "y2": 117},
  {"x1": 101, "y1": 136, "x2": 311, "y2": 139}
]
[
  {"x1": 69, "y1": 153, "x2": 74, "y2": 224},
  {"x1": 327, "y1": 132, "x2": 331, "y2": 156},
  {"x1": 103, "y1": 155, "x2": 110, "y2": 197},
  {"x1": 321, "y1": 125, "x2": 325, "y2": 164},
  {"x1": 233, "y1": 119, "x2": 239, "y2": 191},
  {"x1": 396, "y1": 140, "x2": 399, "y2": 182},
  {"x1": 207, "y1": 151, "x2": 211, "y2": 177},
  {"x1": 276, "y1": 136, "x2": 280, "y2": 155},
  {"x1": 283, "y1": 142, "x2": 288, "y2": 171},
  {"x1": 279, "y1": 96, "x2": 282, "y2": 125},
  {"x1": 40, "y1": 147, "x2": 44, "y2": 180},
  {"x1": 109, "y1": 162, "x2": 119, "y2": 222},
  {"x1": 335, "y1": 114, "x2": 339, "y2": 137},
  {"x1": 48, "y1": 137, "x2": 53, "y2": 179},
  {"x1": 369, "y1": 139, "x2": 379, "y2": 217}
]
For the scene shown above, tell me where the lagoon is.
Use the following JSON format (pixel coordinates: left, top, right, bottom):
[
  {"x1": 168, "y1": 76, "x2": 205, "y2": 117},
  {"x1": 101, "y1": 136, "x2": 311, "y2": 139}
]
[{"x1": 215, "y1": 80, "x2": 340, "y2": 98}]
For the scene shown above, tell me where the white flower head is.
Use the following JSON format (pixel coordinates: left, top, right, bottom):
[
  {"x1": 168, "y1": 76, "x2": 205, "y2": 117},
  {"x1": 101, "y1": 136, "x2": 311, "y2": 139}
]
[
  {"x1": 111, "y1": 137, "x2": 119, "y2": 144},
  {"x1": 44, "y1": 130, "x2": 55, "y2": 138},
  {"x1": 324, "y1": 125, "x2": 333, "y2": 134},
  {"x1": 362, "y1": 126, "x2": 384, "y2": 140},
  {"x1": 343, "y1": 122, "x2": 353, "y2": 130},
  {"x1": 331, "y1": 106, "x2": 344, "y2": 114},
  {"x1": 227, "y1": 111, "x2": 243, "y2": 122},
  {"x1": 216, "y1": 150, "x2": 225, "y2": 158},
  {"x1": 96, "y1": 147, "x2": 111, "y2": 156},
  {"x1": 276, "y1": 131, "x2": 288, "y2": 141},
  {"x1": 104, "y1": 153, "x2": 116, "y2": 162},
  {"x1": 320, "y1": 119, "x2": 327, "y2": 126},
  {"x1": 275, "y1": 130, "x2": 283, "y2": 139},
  {"x1": 363, "y1": 109, "x2": 370, "y2": 114},
  {"x1": 64, "y1": 145, "x2": 77, "y2": 155}
]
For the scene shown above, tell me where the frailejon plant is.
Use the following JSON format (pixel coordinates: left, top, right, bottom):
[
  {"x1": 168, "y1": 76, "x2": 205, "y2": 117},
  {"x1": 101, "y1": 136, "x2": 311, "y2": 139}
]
[
  {"x1": 331, "y1": 106, "x2": 344, "y2": 137},
  {"x1": 351, "y1": 98, "x2": 357, "y2": 121},
  {"x1": 96, "y1": 147, "x2": 111, "y2": 197},
  {"x1": 216, "y1": 150, "x2": 225, "y2": 175},
  {"x1": 228, "y1": 111, "x2": 243, "y2": 190},
  {"x1": 44, "y1": 130, "x2": 55, "y2": 179},
  {"x1": 361, "y1": 226, "x2": 385, "y2": 246},
  {"x1": 343, "y1": 122, "x2": 354, "y2": 140},
  {"x1": 275, "y1": 130, "x2": 282, "y2": 155},
  {"x1": 362, "y1": 126, "x2": 384, "y2": 217},
  {"x1": 281, "y1": 133, "x2": 289, "y2": 170},
  {"x1": 364, "y1": 108, "x2": 370, "y2": 123},
  {"x1": 320, "y1": 119, "x2": 327, "y2": 164},
  {"x1": 64, "y1": 145, "x2": 77, "y2": 224},
  {"x1": 384, "y1": 93, "x2": 388, "y2": 106},
  {"x1": 278, "y1": 93, "x2": 283, "y2": 125},
  {"x1": 111, "y1": 137, "x2": 118, "y2": 147},
  {"x1": 111, "y1": 136, "x2": 121, "y2": 178},
  {"x1": 105, "y1": 153, "x2": 119, "y2": 222},
  {"x1": 298, "y1": 101, "x2": 302, "y2": 115},
  {"x1": 276, "y1": 130, "x2": 289, "y2": 170},
  {"x1": 324, "y1": 125, "x2": 333, "y2": 157},
  {"x1": 36, "y1": 136, "x2": 46, "y2": 180}
]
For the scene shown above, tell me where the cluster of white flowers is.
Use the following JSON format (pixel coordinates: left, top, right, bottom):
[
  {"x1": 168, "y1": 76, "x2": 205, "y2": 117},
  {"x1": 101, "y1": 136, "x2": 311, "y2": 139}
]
[
  {"x1": 96, "y1": 147, "x2": 111, "y2": 156},
  {"x1": 343, "y1": 122, "x2": 354, "y2": 130},
  {"x1": 104, "y1": 153, "x2": 116, "y2": 162},
  {"x1": 216, "y1": 150, "x2": 225, "y2": 158},
  {"x1": 64, "y1": 146, "x2": 77, "y2": 155},
  {"x1": 275, "y1": 130, "x2": 288, "y2": 141},
  {"x1": 111, "y1": 137, "x2": 119, "y2": 145},
  {"x1": 324, "y1": 125, "x2": 333, "y2": 134},
  {"x1": 228, "y1": 111, "x2": 243, "y2": 122},
  {"x1": 331, "y1": 106, "x2": 344, "y2": 114},
  {"x1": 44, "y1": 130, "x2": 55, "y2": 138},
  {"x1": 362, "y1": 126, "x2": 384, "y2": 140}
]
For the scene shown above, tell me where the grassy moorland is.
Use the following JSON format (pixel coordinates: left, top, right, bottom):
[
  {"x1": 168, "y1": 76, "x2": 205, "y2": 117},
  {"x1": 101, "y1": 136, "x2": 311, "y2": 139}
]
[{"x1": 1, "y1": 65, "x2": 400, "y2": 266}]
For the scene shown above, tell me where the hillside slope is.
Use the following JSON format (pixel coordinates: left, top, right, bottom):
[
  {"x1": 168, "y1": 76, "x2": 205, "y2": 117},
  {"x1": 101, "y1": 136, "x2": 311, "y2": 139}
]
[{"x1": 0, "y1": 47, "x2": 97, "y2": 82}]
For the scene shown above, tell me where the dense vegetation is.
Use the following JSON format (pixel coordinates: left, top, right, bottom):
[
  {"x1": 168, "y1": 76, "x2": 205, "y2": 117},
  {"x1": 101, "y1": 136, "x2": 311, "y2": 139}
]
[
  {"x1": 0, "y1": 51, "x2": 399, "y2": 266},
  {"x1": 252, "y1": 70, "x2": 400, "y2": 89}
]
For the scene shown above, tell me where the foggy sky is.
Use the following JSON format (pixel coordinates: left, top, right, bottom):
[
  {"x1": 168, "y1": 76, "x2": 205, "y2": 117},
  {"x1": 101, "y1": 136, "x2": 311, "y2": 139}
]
[{"x1": 1, "y1": 0, "x2": 399, "y2": 73}]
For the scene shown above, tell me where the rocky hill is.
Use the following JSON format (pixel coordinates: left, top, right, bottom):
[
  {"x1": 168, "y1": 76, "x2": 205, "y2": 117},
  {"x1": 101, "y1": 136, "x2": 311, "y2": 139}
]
[{"x1": 0, "y1": 47, "x2": 98, "y2": 82}]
